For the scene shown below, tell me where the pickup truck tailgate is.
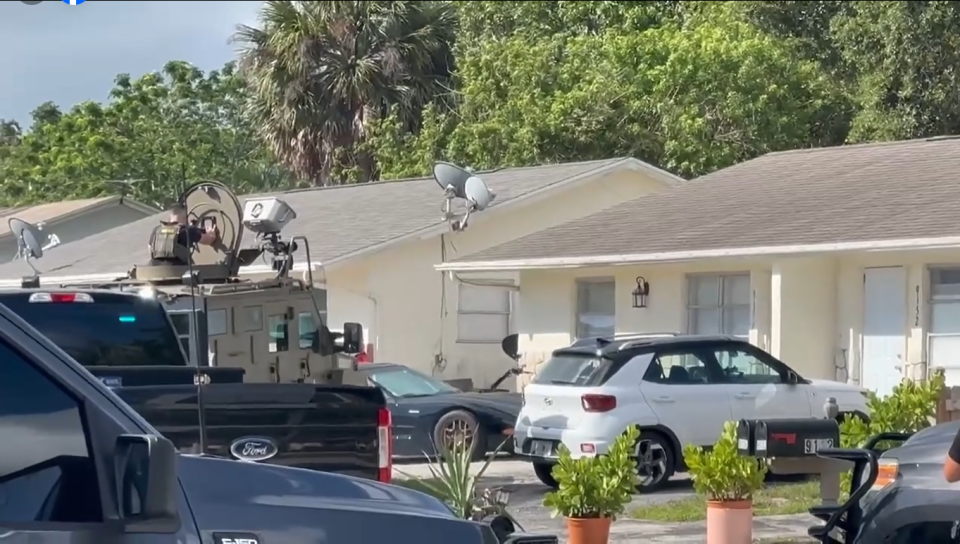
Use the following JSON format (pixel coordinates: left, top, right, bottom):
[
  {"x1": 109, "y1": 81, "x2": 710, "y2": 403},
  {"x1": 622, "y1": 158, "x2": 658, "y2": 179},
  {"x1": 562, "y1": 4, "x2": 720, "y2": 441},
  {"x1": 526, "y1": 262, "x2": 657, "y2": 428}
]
[{"x1": 117, "y1": 383, "x2": 387, "y2": 479}]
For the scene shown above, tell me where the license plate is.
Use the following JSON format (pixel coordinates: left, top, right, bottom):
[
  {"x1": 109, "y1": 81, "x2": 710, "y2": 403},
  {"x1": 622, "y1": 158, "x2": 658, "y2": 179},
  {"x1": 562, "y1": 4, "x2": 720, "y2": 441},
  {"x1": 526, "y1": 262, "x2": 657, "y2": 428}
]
[
  {"x1": 530, "y1": 439, "x2": 553, "y2": 457},
  {"x1": 804, "y1": 438, "x2": 834, "y2": 454}
]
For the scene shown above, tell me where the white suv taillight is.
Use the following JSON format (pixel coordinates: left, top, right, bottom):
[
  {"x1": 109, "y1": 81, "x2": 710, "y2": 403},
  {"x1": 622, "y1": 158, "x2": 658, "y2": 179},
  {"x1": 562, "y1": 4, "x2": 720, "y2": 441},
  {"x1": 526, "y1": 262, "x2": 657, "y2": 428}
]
[
  {"x1": 29, "y1": 292, "x2": 94, "y2": 303},
  {"x1": 377, "y1": 408, "x2": 392, "y2": 483},
  {"x1": 581, "y1": 394, "x2": 617, "y2": 413}
]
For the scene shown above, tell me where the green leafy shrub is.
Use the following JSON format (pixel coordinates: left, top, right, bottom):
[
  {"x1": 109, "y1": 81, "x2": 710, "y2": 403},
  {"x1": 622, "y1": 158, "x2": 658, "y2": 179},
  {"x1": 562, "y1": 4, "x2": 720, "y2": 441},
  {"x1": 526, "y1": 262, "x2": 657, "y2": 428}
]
[
  {"x1": 839, "y1": 371, "x2": 945, "y2": 492},
  {"x1": 542, "y1": 426, "x2": 639, "y2": 520},
  {"x1": 684, "y1": 421, "x2": 767, "y2": 502}
]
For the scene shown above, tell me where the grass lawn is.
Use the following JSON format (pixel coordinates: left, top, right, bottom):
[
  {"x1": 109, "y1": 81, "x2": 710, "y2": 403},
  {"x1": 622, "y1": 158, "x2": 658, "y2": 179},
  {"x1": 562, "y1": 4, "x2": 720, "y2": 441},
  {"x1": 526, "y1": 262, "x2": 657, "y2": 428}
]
[{"x1": 630, "y1": 481, "x2": 820, "y2": 522}]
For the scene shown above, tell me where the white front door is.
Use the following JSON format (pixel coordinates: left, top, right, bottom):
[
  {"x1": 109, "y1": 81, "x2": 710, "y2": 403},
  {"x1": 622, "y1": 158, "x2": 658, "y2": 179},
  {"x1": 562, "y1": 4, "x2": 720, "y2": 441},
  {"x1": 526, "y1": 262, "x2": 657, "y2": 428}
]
[
  {"x1": 862, "y1": 267, "x2": 906, "y2": 397},
  {"x1": 639, "y1": 350, "x2": 733, "y2": 447}
]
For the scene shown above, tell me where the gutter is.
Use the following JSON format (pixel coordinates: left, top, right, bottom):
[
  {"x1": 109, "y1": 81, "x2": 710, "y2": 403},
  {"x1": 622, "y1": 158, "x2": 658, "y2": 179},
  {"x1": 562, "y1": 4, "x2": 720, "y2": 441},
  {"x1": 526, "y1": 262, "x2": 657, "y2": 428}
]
[{"x1": 434, "y1": 236, "x2": 960, "y2": 272}]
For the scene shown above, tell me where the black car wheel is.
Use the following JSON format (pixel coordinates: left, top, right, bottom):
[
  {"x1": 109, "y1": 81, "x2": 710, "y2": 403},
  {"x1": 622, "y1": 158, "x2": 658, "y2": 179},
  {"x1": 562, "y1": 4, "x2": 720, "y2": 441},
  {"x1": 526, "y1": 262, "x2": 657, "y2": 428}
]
[
  {"x1": 635, "y1": 432, "x2": 675, "y2": 493},
  {"x1": 433, "y1": 410, "x2": 483, "y2": 459},
  {"x1": 533, "y1": 462, "x2": 558, "y2": 488}
]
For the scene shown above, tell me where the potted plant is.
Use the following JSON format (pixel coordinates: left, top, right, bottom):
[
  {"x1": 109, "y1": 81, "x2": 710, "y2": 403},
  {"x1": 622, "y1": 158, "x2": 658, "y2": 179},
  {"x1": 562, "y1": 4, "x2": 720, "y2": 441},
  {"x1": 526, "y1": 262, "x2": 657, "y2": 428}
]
[
  {"x1": 684, "y1": 421, "x2": 767, "y2": 544},
  {"x1": 542, "y1": 426, "x2": 639, "y2": 544}
]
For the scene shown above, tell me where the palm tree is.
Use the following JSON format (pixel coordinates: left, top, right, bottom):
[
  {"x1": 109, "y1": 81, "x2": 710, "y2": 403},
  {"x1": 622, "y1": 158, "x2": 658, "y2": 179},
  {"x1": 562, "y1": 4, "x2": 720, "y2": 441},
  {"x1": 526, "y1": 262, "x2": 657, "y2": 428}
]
[{"x1": 233, "y1": 1, "x2": 457, "y2": 186}]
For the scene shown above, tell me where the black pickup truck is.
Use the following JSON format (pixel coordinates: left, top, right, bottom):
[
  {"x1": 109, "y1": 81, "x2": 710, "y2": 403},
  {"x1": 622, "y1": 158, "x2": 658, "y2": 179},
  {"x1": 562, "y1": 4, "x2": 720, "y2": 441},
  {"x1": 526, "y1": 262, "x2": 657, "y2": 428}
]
[{"x1": 0, "y1": 289, "x2": 390, "y2": 482}]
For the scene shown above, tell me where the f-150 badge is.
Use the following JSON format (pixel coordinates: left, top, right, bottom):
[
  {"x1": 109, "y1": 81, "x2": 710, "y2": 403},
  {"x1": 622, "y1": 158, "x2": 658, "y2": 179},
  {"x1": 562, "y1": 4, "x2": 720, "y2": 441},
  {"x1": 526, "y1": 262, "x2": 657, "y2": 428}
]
[{"x1": 214, "y1": 533, "x2": 260, "y2": 544}]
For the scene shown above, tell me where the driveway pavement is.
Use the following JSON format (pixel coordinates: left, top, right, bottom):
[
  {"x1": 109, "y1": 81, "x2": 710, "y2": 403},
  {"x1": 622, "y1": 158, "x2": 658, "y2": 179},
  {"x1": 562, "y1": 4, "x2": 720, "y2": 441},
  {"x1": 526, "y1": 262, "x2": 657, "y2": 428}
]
[{"x1": 395, "y1": 459, "x2": 817, "y2": 542}]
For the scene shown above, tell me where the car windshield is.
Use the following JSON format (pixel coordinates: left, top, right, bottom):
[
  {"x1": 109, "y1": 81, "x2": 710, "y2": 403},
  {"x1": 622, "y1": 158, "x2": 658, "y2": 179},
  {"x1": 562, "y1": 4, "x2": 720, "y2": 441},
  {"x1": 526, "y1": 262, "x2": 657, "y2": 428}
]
[
  {"x1": 368, "y1": 366, "x2": 460, "y2": 398},
  {"x1": 0, "y1": 292, "x2": 187, "y2": 368},
  {"x1": 532, "y1": 354, "x2": 617, "y2": 387}
]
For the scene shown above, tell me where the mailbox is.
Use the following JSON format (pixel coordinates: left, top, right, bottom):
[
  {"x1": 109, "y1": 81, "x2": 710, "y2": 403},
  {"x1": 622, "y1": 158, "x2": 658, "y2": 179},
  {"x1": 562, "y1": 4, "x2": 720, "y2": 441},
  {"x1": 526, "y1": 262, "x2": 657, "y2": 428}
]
[
  {"x1": 754, "y1": 418, "x2": 840, "y2": 459},
  {"x1": 736, "y1": 419, "x2": 758, "y2": 456}
]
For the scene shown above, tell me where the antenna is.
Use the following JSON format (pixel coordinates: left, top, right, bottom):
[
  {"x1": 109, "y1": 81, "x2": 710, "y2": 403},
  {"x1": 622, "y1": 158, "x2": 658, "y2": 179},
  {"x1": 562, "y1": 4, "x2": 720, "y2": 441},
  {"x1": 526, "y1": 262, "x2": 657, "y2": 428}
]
[
  {"x1": 432, "y1": 162, "x2": 497, "y2": 231},
  {"x1": 9, "y1": 217, "x2": 60, "y2": 274}
]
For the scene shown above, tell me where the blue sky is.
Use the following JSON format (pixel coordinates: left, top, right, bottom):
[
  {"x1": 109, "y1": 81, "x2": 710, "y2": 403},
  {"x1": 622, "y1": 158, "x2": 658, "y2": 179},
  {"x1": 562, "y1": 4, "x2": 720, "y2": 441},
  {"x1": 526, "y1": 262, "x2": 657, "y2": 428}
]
[{"x1": 0, "y1": 1, "x2": 263, "y2": 127}]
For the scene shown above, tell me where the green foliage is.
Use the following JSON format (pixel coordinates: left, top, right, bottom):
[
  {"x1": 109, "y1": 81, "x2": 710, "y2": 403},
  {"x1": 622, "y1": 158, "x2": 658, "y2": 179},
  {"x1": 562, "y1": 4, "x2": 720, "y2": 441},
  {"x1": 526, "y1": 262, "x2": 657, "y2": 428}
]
[
  {"x1": 542, "y1": 426, "x2": 639, "y2": 520},
  {"x1": 401, "y1": 438, "x2": 510, "y2": 520},
  {"x1": 684, "y1": 421, "x2": 767, "y2": 502}
]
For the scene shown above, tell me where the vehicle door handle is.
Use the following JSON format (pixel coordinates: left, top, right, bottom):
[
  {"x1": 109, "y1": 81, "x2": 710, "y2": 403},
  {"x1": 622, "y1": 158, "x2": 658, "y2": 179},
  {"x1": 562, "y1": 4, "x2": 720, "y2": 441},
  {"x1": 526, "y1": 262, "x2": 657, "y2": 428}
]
[
  {"x1": 652, "y1": 396, "x2": 675, "y2": 403},
  {"x1": 734, "y1": 393, "x2": 756, "y2": 399}
]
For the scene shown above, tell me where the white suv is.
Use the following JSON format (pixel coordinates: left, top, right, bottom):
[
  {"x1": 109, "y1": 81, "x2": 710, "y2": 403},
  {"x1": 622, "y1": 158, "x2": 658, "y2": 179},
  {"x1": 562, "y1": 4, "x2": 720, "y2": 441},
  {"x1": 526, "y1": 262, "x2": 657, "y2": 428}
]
[{"x1": 513, "y1": 335, "x2": 869, "y2": 491}]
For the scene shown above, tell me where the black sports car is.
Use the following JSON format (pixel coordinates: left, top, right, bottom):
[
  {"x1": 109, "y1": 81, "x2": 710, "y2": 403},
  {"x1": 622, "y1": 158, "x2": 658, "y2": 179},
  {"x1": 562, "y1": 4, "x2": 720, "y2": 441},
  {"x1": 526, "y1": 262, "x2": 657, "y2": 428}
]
[
  {"x1": 359, "y1": 363, "x2": 522, "y2": 460},
  {"x1": 809, "y1": 422, "x2": 960, "y2": 543}
]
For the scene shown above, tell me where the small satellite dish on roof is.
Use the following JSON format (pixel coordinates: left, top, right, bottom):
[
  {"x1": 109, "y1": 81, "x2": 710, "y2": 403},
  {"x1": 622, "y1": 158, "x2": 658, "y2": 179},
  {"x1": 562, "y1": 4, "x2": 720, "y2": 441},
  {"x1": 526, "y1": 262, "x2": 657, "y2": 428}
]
[
  {"x1": 9, "y1": 217, "x2": 60, "y2": 274},
  {"x1": 432, "y1": 162, "x2": 496, "y2": 231}
]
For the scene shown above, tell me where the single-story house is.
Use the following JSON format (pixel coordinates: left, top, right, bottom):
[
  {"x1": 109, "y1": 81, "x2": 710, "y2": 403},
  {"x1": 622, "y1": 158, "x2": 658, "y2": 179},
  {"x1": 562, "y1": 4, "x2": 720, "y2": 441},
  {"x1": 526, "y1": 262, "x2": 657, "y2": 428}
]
[
  {"x1": 437, "y1": 137, "x2": 960, "y2": 397},
  {"x1": 0, "y1": 196, "x2": 157, "y2": 265},
  {"x1": 0, "y1": 158, "x2": 681, "y2": 387}
]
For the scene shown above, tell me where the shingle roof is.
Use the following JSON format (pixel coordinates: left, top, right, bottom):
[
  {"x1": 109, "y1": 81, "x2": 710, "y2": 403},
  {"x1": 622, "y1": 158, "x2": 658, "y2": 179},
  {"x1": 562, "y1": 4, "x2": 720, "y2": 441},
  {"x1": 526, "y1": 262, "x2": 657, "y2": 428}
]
[
  {"x1": 0, "y1": 158, "x2": 666, "y2": 279},
  {"x1": 451, "y1": 137, "x2": 960, "y2": 264},
  {"x1": 0, "y1": 197, "x2": 116, "y2": 240}
]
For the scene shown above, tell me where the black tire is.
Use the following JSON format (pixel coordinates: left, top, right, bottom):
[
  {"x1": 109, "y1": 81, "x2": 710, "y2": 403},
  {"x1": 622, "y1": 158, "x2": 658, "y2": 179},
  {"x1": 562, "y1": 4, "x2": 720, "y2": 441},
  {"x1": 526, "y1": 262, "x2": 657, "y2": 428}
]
[
  {"x1": 433, "y1": 410, "x2": 483, "y2": 460},
  {"x1": 635, "y1": 430, "x2": 675, "y2": 493},
  {"x1": 533, "y1": 462, "x2": 558, "y2": 488}
]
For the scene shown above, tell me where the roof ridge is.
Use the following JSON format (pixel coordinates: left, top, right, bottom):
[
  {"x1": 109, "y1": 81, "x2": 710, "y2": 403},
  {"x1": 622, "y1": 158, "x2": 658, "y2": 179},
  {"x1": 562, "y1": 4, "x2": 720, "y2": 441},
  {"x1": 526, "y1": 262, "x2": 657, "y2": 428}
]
[{"x1": 764, "y1": 134, "x2": 960, "y2": 158}]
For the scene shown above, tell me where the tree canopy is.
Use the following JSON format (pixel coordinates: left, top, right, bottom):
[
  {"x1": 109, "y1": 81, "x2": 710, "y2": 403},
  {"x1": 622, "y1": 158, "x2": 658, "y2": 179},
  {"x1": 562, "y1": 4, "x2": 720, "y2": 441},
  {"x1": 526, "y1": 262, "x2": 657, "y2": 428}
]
[{"x1": 2, "y1": 0, "x2": 960, "y2": 206}]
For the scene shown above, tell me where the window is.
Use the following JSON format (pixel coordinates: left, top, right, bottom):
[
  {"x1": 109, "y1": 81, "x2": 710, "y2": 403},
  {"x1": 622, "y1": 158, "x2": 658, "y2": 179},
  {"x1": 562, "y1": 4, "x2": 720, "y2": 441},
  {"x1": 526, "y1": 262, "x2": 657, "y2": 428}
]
[
  {"x1": 0, "y1": 340, "x2": 102, "y2": 523},
  {"x1": 368, "y1": 367, "x2": 459, "y2": 398},
  {"x1": 576, "y1": 278, "x2": 615, "y2": 339},
  {"x1": 207, "y1": 308, "x2": 227, "y2": 337},
  {"x1": 929, "y1": 268, "x2": 960, "y2": 383},
  {"x1": 457, "y1": 283, "x2": 512, "y2": 343},
  {"x1": 643, "y1": 352, "x2": 713, "y2": 384},
  {"x1": 532, "y1": 353, "x2": 633, "y2": 387},
  {"x1": 687, "y1": 274, "x2": 750, "y2": 337},
  {"x1": 714, "y1": 347, "x2": 781, "y2": 384},
  {"x1": 242, "y1": 306, "x2": 263, "y2": 332},
  {"x1": 298, "y1": 312, "x2": 316, "y2": 349},
  {"x1": 268, "y1": 314, "x2": 288, "y2": 353}
]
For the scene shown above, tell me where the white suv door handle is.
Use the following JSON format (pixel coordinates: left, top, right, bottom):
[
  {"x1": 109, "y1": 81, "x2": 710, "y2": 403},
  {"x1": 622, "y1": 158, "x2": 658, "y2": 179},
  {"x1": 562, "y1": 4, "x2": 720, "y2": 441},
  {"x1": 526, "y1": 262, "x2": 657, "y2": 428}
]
[
  {"x1": 734, "y1": 392, "x2": 756, "y2": 399},
  {"x1": 652, "y1": 395, "x2": 675, "y2": 403}
]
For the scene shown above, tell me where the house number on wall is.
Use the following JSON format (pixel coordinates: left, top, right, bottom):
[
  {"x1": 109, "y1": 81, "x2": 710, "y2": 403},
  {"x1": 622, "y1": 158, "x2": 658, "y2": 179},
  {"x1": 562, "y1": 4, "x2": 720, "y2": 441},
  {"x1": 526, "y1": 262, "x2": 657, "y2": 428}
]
[{"x1": 915, "y1": 285, "x2": 921, "y2": 327}]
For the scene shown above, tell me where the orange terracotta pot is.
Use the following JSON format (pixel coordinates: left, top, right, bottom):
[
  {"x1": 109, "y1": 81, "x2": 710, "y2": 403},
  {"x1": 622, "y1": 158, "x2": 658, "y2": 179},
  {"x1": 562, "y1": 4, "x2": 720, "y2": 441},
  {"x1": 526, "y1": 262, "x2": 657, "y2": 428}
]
[
  {"x1": 706, "y1": 500, "x2": 752, "y2": 544},
  {"x1": 565, "y1": 516, "x2": 612, "y2": 544}
]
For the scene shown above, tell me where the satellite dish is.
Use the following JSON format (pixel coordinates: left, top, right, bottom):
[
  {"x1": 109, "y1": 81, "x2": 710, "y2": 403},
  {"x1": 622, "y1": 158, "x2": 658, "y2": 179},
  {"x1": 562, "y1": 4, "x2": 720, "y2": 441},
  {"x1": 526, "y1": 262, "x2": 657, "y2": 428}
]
[
  {"x1": 9, "y1": 217, "x2": 60, "y2": 274},
  {"x1": 432, "y1": 162, "x2": 497, "y2": 231}
]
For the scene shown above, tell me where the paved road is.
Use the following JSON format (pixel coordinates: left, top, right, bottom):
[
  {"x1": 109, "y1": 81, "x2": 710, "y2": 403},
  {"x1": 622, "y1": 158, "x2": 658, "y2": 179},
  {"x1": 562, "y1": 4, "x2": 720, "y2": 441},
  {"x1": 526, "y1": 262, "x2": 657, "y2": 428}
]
[{"x1": 395, "y1": 459, "x2": 816, "y2": 542}]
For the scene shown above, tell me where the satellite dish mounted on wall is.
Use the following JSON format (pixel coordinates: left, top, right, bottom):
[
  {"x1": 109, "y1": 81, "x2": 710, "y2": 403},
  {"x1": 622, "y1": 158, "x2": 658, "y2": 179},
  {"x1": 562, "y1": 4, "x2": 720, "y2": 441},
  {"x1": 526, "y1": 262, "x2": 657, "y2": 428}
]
[
  {"x1": 9, "y1": 217, "x2": 60, "y2": 275},
  {"x1": 432, "y1": 162, "x2": 497, "y2": 231}
]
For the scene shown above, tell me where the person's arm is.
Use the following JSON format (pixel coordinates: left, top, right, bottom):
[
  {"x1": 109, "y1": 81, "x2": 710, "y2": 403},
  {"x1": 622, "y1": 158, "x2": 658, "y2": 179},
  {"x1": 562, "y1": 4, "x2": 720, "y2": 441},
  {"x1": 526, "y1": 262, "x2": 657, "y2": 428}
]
[{"x1": 944, "y1": 427, "x2": 960, "y2": 482}]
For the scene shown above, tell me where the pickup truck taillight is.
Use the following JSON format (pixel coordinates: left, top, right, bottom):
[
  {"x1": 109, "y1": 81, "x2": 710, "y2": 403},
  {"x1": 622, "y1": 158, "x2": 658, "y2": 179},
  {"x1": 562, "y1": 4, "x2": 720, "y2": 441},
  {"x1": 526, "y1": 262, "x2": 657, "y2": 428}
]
[
  {"x1": 581, "y1": 394, "x2": 617, "y2": 413},
  {"x1": 377, "y1": 408, "x2": 392, "y2": 483}
]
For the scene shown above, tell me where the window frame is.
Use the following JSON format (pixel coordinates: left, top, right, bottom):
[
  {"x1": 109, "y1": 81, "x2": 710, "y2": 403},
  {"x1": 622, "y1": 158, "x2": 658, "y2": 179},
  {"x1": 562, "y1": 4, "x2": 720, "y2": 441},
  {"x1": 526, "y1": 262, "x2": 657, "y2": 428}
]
[
  {"x1": 928, "y1": 266, "x2": 960, "y2": 375},
  {"x1": 456, "y1": 281, "x2": 514, "y2": 344},
  {"x1": 642, "y1": 346, "x2": 725, "y2": 385},
  {"x1": 574, "y1": 277, "x2": 616, "y2": 340},
  {"x1": 708, "y1": 341, "x2": 791, "y2": 384},
  {"x1": 686, "y1": 273, "x2": 751, "y2": 338}
]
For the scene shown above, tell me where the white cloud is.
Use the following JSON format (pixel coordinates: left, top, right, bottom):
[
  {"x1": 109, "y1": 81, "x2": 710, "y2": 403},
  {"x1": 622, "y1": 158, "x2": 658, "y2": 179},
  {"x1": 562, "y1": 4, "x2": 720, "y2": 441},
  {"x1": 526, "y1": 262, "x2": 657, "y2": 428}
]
[{"x1": 0, "y1": 1, "x2": 264, "y2": 125}]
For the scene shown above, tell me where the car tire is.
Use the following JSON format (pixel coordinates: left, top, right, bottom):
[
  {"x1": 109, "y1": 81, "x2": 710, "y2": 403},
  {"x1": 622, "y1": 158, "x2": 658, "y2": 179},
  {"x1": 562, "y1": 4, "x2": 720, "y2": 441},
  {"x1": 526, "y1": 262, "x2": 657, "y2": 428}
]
[
  {"x1": 635, "y1": 430, "x2": 675, "y2": 493},
  {"x1": 433, "y1": 410, "x2": 483, "y2": 460},
  {"x1": 533, "y1": 462, "x2": 558, "y2": 488}
]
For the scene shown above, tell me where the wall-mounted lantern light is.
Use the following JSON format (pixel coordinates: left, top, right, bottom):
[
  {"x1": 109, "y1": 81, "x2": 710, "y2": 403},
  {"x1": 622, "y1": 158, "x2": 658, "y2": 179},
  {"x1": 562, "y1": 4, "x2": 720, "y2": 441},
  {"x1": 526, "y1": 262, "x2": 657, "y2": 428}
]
[{"x1": 632, "y1": 276, "x2": 650, "y2": 308}]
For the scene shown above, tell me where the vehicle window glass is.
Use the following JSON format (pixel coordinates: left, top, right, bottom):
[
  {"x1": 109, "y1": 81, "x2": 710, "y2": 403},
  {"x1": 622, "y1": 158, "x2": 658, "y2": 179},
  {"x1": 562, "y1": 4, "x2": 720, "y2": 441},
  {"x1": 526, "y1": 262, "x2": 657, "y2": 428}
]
[
  {"x1": 643, "y1": 352, "x2": 712, "y2": 384},
  {"x1": 533, "y1": 355, "x2": 620, "y2": 387},
  {"x1": 207, "y1": 309, "x2": 227, "y2": 337},
  {"x1": 243, "y1": 306, "x2": 263, "y2": 332},
  {"x1": 268, "y1": 314, "x2": 288, "y2": 353},
  {"x1": 298, "y1": 312, "x2": 315, "y2": 349},
  {"x1": 715, "y1": 348, "x2": 782, "y2": 383},
  {"x1": 368, "y1": 367, "x2": 459, "y2": 398},
  {"x1": 0, "y1": 340, "x2": 102, "y2": 523},
  {"x1": 0, "y1": 292, "x2": 185, "y2": 367}
]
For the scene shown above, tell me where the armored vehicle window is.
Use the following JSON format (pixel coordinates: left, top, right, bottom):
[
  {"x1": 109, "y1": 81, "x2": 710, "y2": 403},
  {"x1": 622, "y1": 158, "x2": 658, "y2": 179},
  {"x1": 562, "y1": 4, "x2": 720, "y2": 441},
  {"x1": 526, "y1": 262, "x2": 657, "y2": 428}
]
[
  {"x1": 268, "y1": 314, "x2": 288, "y2": 352},
  {"x1": 298, "y1": 311, "x2": 315, "y2": 349},
  {"x1": 0, "y1": 291, "x2": 186, "y2": 368},
  {"x1": 207, "y1": 308, "x2": 228, "y2": 336},
  {"x1": 242, "y1": 305, "x2": 263, "y2": 331},
  {"x1": 0, "y1": 339, "x2": 101, "y2": 523}
]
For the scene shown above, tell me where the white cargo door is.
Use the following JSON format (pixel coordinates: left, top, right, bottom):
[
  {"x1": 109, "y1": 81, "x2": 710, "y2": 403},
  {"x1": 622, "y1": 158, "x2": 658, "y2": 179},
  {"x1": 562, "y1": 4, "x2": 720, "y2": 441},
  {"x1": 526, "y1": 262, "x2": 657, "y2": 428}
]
[{"x1": 861, "y1": 267, "x2": 906, "y2": 397}]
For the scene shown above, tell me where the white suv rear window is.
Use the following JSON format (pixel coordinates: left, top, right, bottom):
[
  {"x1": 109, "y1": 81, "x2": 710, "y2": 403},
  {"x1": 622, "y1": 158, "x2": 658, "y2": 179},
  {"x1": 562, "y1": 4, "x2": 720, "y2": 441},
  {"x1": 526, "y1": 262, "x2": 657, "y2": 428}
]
[{"x1": 532, "y1": 355, "x2": 613, "y2": 387}]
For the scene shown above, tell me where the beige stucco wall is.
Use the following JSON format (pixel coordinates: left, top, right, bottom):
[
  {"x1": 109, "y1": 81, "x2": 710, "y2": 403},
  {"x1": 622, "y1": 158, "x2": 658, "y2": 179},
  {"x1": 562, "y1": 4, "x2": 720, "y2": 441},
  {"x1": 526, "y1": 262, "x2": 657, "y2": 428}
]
[
  {"x1": 0, "y1": 204, "x2": 150, "y2": 265},
  {"x1": 513, "y1": 249, "x2": 960, "y2": 389},
  {"x1": 320, "y1": 168, "x2": 673, "y2": 388}
]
